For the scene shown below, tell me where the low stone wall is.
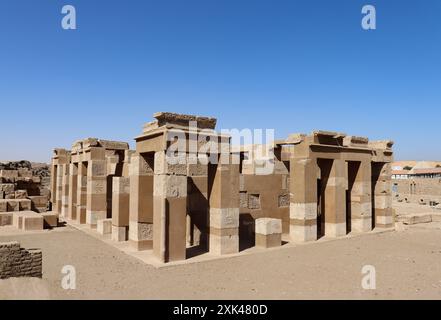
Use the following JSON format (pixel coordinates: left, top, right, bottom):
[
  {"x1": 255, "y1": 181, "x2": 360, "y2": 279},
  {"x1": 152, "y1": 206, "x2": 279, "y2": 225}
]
[
  {"x1": 0, "y1": 241, "x2": 42, "y2": 279},
  {"x1": 393, "y1": 178, "x2": 441, "y2": 205}
]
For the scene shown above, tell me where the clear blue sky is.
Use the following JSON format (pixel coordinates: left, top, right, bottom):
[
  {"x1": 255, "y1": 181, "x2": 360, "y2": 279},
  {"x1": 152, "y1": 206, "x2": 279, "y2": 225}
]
[{"x1": 0, "y1": 0, "x2": 440, "y2": 163}]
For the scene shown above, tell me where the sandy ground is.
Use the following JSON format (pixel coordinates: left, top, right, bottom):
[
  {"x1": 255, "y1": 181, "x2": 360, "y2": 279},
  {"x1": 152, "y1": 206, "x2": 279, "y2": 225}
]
[{"x1": 1, "y1": 222, "x2": 441, "y2": 300}]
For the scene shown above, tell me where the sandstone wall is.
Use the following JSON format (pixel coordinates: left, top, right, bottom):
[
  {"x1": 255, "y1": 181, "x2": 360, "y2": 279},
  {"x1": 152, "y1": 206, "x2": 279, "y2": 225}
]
[
  {"x1": 0, "y1": 241, "x2": 42, "y2": 279},
  {"x1": 393, "y1": 178, "x2": 441, "y2": 204}
]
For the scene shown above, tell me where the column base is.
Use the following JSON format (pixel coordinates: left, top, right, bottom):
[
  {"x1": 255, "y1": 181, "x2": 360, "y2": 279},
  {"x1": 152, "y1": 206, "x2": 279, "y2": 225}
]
[
  {"x1": 86, "y1": 210, "x2": 106, "y2": 228},
  {"x1": 112, "y1": 226, "x2": 128, "y2": 242},
  {"x1": 209, "y1": 232, "x2": 239, "y2": 255},
  {"x1": 256, "y1": 233, "x2": 282, "y2": 249},
  {"x1": 324, "y1": 222, "x2": 347, "y2": 237},
  {"x1": 97, "y1": 218, "x2": 112, "y2": 235},
  {"x1": 290, "y1": 220, "x2": 317, "y2": 242},
  {"x1": 351, "y1": 217, "x2": 372, "y2": 233},
  {"x1": 376, "y1": 214, "x2": 394, "y2": 227},
  {"x1": 130, "y1": 239, "x2": 153, "y2": 251}
]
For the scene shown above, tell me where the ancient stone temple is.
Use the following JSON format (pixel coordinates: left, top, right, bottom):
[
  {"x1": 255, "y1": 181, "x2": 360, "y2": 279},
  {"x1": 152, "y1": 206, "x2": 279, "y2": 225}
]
[{"x1": 50, "y1": 112, "x2": 394, "y2": 264}]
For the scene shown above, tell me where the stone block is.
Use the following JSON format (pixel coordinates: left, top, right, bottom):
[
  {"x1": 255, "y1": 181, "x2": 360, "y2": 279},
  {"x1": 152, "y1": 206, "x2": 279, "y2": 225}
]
[
  {"x1": 41, "y1": 212, "x2": 58, "y2": 228},
  {"x1": 255, "y1": 218, "x2": 282, "y2": 235},
  {"x1": 153, "y1": 174, "x2": 187, "y2": 198},
  {"x1": 0, "y1": 200, "x2": 6, "y2": 212},
  {"x1": 13, "y1": 212, "x2": 24, "y2": 229},
  {"x1": 0, "y1": 183, "x2": 15, "y2": 193},
  {"x1": 0, "y1": 212, "x2": 13, "y2": 226},
  {"x1": 97, "y1": 218, "x2": 112, "y2": 235},
  {"x1": 14, "y1": 190, "x2": 28, "y2": 199},
  {"x1": 396, "y1": 213, "x2": 432, "y2": 225},
  {"x1": 248, "y1": 194, "x2": 261, "y2": 209},
  {"x1": 256, "y1": 218, "x2": 282, "y2": 248},
  {"x1": 129, "y1": 221, "x2": 153, "y2": 241},
  {"x1": 18, "y1": 169, "x2": 32, "y2": 178},
  {"x1": 209, "y1": 208, "x2": 240, "y2": 229},
  {"x1": 29, "y1": 195, "x2": 48, "y2": 207},
  {"x1": 21, "y1": 211, "x2": 44, "y2": 231},
  {"x1": 0, "y1": 170, "x2": 18, "y2": 179},
  {"x1": 209, "y1": 233, "x2": 239, "y2": 255},
  {"x1": 154, "y1": 152, "x2": 187, "y2": 176},
  {"x1": 111, "y1": 225, "x2": 128, "y2": 242}
]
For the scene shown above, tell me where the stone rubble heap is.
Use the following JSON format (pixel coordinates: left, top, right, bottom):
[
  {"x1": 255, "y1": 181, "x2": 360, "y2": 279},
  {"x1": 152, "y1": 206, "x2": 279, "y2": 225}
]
[{"x1": 0, "y1": 161, "x2": 58, "y2": 230}]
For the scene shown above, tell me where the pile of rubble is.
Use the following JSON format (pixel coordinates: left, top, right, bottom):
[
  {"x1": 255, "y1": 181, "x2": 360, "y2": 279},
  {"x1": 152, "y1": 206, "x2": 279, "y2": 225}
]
[{"x1": 0, "y1": 161, "x2": 57, "y2": 230}]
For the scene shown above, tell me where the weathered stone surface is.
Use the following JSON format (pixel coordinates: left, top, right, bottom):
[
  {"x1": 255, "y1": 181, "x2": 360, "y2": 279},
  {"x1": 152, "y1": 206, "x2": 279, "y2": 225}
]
[
  {"x1": 154, "y1": 112, "x2": 217, "y2": 129},
  {"x1": 0, "y1": 241, "x2": 42, "y2": 279}
]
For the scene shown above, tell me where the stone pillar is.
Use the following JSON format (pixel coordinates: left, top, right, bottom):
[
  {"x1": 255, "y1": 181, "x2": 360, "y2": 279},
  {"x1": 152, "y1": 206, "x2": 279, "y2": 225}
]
[
  {"x1": 61, "y1": 164, "x2": 70, "y2": 218},
  {"x1": 290, "y1": 158, "x2": 318, "y2": 242},
  {"x1": 324, "y1": 159, "x2": 346, "y2": 237},
  {"x1": 153, "y1": 151, "x2": 187, "y2": 262},
  {"x1": 350, "y1": 161, "x2": 372, "y2": 232},
  {"x1": 208, "y1": 161, "x2": 240, "y2": 255},
  {"x1": 129, "y1": 153, "x2": 154, "y2": 250},
  {"x1": 68, "y1": 163, "x2": 78, "y2": 220},
  {"x1": 50, "y1": 162, "x2": 57, "y2": 212},
  {"x1": 76, "y1": 162, "x2": 88, "y2": 224},
  {"x1": 187, "y1": 158, "x2": 209, "y2": 248},
  {"x1": 55, "y1": 165, "x2": 63, "y2": 215},
  {"x1": 112, "y1": 177, "x2": 130, "y2": 241},
  {"x1": 374, "y1": 162, "x2": 394, "y2": 228},
  {"x1": 86, "y1": 160, "x2": 107, "y2": 228}
]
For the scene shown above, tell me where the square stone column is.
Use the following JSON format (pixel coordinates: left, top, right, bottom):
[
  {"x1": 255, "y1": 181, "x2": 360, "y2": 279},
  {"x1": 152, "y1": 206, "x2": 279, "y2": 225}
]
[
  {"x1": 86, "y1": 160, "x2": 107, "y2": 228},
  {"x1": 350, "y1": 161, "x2": 372, "y2": 232},
  {"x1": 187, "y1": 158, "x2": 209, "y2": 248},
  {"x1": 50, "y1": 162, "x2": 57, "y2": 212},
  {"x1": 112, "y1": 177, "x2": 130, "y2": 241},
  {"x1": 153, "y1": 151, "x2": 188, "y2": 263},
  {"x1": 129, "y1": 153, "x2": 154, "y2": 250},
  {"x1": 290, "y1": 158, "x2": 318, "y2": 242},
  {"x1": 324, "y1": 159, "x2": 347, "y2": 237},
  {"x1": 374, "y1": 162, "x2": 394, "y2": 228},
  {"x1": 68, "y1": 163, "x2": 78, "y2": 220},
  {"x1": 76, "y1": 162, "x2": 87, "y2": 224},
  {"x1": 55, "y1": 165, "x2": 63, "y2": 215},
  {"x1": 208, "y1": 161, "x2": 240, "y2": 255},
  {"x1": 61, "y1": 164, "x2": 70, "y2": 218}
]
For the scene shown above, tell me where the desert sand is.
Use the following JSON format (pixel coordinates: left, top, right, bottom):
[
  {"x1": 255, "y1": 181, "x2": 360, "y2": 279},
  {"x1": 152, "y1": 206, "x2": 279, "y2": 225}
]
[{"x1": 1, "y1": 222, "x2": 440, "y2": 300}]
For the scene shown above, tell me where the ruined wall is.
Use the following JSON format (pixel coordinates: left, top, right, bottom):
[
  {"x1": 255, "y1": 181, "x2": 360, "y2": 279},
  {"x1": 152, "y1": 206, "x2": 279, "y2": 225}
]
[
  {"x1": 0, "y1": 161, "x2": 51, "y2": 213},
  {"x1": 0, "y1": 241, "x2": 42, "y2": 279},
  {"x1": 238, "y1": 145, "x2": 291, "y2": 239},
  {"x1": 393, "y1": 178, "x2": 441, "y2": 204}
]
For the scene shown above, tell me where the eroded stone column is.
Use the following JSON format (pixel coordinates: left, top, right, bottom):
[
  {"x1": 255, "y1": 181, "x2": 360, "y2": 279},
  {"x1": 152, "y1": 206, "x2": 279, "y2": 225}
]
[
  {"x1": 50, "y1": 162, "x2": 57, "y2": 212},
  {"x1": 350, "y1": 161, "x2": 372, "y2": 232},
  {"x1": 153, "y1": 151, "x2": 187, "y2": 262},
  {"x1": 208, "y1": 161, "x2": 240, "y2": 255},
  {"x1": 324, "y1": 159, "x2": 346, "y2": 237},
  {"x1": 68, "y1": 163, "x2": 78, "y2": 220},
  {"x1": 86, "y1": 160, "x2": 107, "y2": 228},
  {"x1": 112, "y1": 177, "x2": 130, "y2": 241},
  {"x1": 129, "y1": 153, "x2": 154, "y2": 250},
  {"x1": 374, "y1": 162, "x2": 394, "y2": 228},
  {"x1": 76, "y1": 162, "x2": 87, "y2": 224},
  {"x1": 61, "y1": 164, "x2": 70, "y2": 218},
  {"x1": 290, "y1": 158, "x2": 318, "y2": 242},
  {"x1": 55, "y1": 165, "x2": 63, "y2": 215}
]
